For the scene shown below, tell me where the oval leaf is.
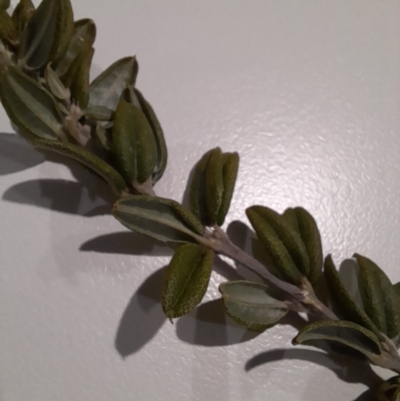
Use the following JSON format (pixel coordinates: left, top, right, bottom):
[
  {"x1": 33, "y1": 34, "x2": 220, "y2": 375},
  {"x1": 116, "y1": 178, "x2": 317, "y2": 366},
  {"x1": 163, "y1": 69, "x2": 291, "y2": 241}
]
[
  {"x1": 48, "y1": 0, "x2": 73, "y2": 65},
  {"x1": 216, "y1": 152, "x2": 239, "y2": 226},
  {"x1": 11, "y1": 0, "x2": 35, "y2": 33},
  {"x1": 84, "y1": 105, "x2": 113, "y2": 121},
  {"x1": 133, "y1": 88, "x2": 167, "y2": 183},
  {"x1": 18, "y1": 0, "x2": 59, "y2": 70},
  {"x1": 162, "y1": 243, "x2": 214, "y2": 319},
  {"x1": 246, "y1": 207, "x2": 303, "y2": 285},
  {"x1": 205, "y1": 147, "x2": 224, "y2": 225},
  {"x1": 62, "y1": 47, "x2": 94, "y2": 108},
  {"x1": 112, "y1": 195, "x2": 205, "y2": 244},
  {"x1": 293, "y1": 320, "x2": 382, "y2": 363},
  {"x1": 356, "y1": 253, "x2": 400, "y2": 340},
  {"x1": 0, "y1": 9, "x2": 13, "y2": 41},
  {"x1": 112, "y1": 93, "x2": 157, "y2": 184},
  {"x1": 45, "y1": 63, "x2": 69, "y2": 100},
  {"x1": 0, "y1": 66, "x2": 63, "y2": 139},
  {"x1": 89, "y1": 56, "x2": 138, "y2": 110},
  {"x1": 324, "y1": 255, "x2": 380, "y2": 336},
  {"x1": 288, "y1": 207, "x2": 323, "y2": 284},
  {"x1": 219, "y1": 280, "x2": 288, "y2": 331},
  {"x1": 55, "y1": 19, "x2": 96, "y2": 78},
  {"x1": 189, "y1": 148, "x2": 214, "y2": 225},
  {"x1": 32, "y1": 138, "x2": 126, "y2": 195}
]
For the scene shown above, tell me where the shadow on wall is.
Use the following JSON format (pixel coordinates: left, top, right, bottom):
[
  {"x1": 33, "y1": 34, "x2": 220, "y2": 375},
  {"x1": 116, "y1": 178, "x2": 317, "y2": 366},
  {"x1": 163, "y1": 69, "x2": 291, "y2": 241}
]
[
  {"x1": 0, "y1": 133, "x2": 44, "y2": 175},
  {"x1": 1, "y1": 133, "x2": 115, "y2": 217}
]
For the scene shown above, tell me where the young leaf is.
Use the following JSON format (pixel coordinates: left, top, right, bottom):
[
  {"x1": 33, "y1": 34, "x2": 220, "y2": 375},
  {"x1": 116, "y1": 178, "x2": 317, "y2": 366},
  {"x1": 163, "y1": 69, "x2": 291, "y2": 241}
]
[
  {"x1": 189, "y1": 149, "x2": 214, "y2": 225},
  {"x1": 62, "y1": 47, "x2": 94, "y2": 109},
  {"x1": 324, "y1": 255, "x2": 381, "y2": 337},
  {"x1": 89, "y1": 56, "x2": 138, "y2": 110},
  {"x1": 11, "y1": 0, "x2": 34, "y2": 32},
  {"x1": 112, "y1": 94, "x2": 157, "y2": 184},
  {"x1": 0, "y1": 66, "x2": 63, "y2": 140},
  {"x1": 112, "y1": 195, "x2": 205, "y2": 244},
  {"x1": 32, "y1": 139, "x2": 126, "y2": 195},
  {"x1": 356, "y1": 254, "x2": 400, "y2": 340},
  {"x1": 84, "y1": 105, "x2": 113, "y2": 121},
  {"x1": 48, "y1": 0, "x2": 73, "y2": 65},
  {"x1": 162, "y1": 243, "x2": 214, "y2": 319},
  {"x1": 219, "y1": 280, "x2": 288, "y2": 331},
  {"x1": 55, "y1": 19, "x2": 96, "y2": 78},
  {"x1": 293, "y1": 320, "x2": 382, "y2": 363},
  {"x1": 93, "y1": 123, "x2": 111, "y2": 151},
  {"x1": 246, "y1": 207, "x2": 304, "y2": 285},
  {"x1": 282, "y1": 208, "x2": 300, "y2": 233},
  {"x1": 18, "y1": 0, "x2": 59, "y2": 70},
  {"x1": 44, "y1": 63, "x2": 69, "y2": 101},
  {"x1": 293, "y1": 207, "x2": 323, "y2": 284},
  {"x1": 133, "y1": 88, "x2": 167, "y2": 183},
  {"x1": 216, "y1": 152, "x2": 239, "y2": 226},
  {"x1": 205, "y1": 147, "x2": 224, "y2": 225},
  {"x1": 0, "y1": 10, "x2": 13, "y2": 41}
]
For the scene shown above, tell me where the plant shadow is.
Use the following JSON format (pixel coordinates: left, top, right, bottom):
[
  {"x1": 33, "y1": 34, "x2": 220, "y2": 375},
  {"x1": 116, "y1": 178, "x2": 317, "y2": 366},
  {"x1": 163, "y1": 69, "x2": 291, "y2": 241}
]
[
  {"x1": 0, "y1": 133, "x2": 44, "y2": 175},
  {"x1": 115, "y1": 267, "x2": 167, "y2": 358},
  {"x1": 2, "y1": 149, "x2": 115, "y2": 217},
  {"x1": 246, "y1": 348, "x2": 382, "y2": 400}
]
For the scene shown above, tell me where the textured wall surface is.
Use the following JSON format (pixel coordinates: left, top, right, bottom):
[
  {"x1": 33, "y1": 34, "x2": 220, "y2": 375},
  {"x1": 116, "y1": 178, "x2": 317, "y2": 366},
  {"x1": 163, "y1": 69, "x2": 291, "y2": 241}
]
[{"x1": 1, "y1": 0, "x2": 400, "y2": 400}]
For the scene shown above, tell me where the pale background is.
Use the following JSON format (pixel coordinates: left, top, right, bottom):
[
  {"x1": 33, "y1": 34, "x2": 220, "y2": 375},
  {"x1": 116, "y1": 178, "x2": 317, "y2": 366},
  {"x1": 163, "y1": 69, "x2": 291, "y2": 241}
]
[{"x1": 1, "y1": 0, "x2": 399, "y2": 400}]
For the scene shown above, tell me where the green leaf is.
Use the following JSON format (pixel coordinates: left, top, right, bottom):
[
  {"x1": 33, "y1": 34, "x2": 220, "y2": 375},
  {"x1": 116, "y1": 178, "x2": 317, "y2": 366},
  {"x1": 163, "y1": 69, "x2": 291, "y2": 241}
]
[
  {"x1": 0, "y1": 66, "x2": 63, "y2": 140},
  {"x1": 18, "y1": 0, "x2": 59, "y2": 70},
  {"x1": 189, "y1": 149, "x2": 214, "y2": 226},
  {"x1": 162, "y1": 243, "x2": 214, "y2": 319},
  {"x1": 48, "y1": 0, "x2": 73, "y2": 65},
  {"x1": 205, "y1": 147, "x2": 224, "y2": 225},
  {"x1": 11, "y1": 0, "x2": 34, "y2": 32},
  {"x1": 324, "y1": 255, "x2": 380, "y2": 336},
  {"x1": 84, "y1": 105, "x2": 113, "y2": 121},
  {"x1": 0, "y1": 9, "x2": 13, "y2": 41},
  {"x1": 89, "y1": 56, "x2": 138, "y2": 110},
  {"x1": 293, "y1": 320, "x2": 383, "y2": 365},
  {"x1": 55, "y1": 19, "x2": 96, "y2": 78},
  {"x1": 377, "y1": 377, "x2": 400, "y2": 401},
  {"x1": 62, "y1": 47, "x2": 94, "y2": 108},
  {"x1": 133, "y1": 88, "x2": 167, "y2": 183},
  {"x1": 216, "y1": 152, "x2": 239, "y2": 226},
  {"x1": 291, "y1": 207, "x2": 323, "y2": 284},
  {"x1": 44, "y1": 63, "x2": 69, "y2": 101},
  {"x1": 219, "y1": 280, "x2": 288, "y2": 331},
  {"x1": 112, "y1": 93, "x2": 157, "y2": 184},
  {"x1": 112, "y1": 195, "x2": 205, "y2": 244},
  {"x1": 356, "y1": 253, "x2": 400, "y2": 340},
  {"x1": 246, "y1": 206, "x2": 304, "y2": 285},
  {"x1": 93, "y1": 123, "x2": 111, "y2": 151},
  {"x1": 32, "y1": 139, "x2": 126, "y2": 195},
  {"x1": 0, "y1": 0, "x2": 10, "y2": 9}
]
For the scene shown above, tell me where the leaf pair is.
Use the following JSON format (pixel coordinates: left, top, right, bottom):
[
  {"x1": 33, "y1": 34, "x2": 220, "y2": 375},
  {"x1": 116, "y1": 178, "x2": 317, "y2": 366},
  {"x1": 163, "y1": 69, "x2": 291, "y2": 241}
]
[
  {"x1": 18, "y1": 0, "x2": 73, "y2": 70},
  {"x1": 324, "y1": 254, "x2": 400, "y2": 342},
  {"x1": 189, "y1": 147, "x2": 239, "y2": 227},
  {"x1": 246, "y1": 206, "x2": 323, "y2": 286},
  {"x1": 219, "y1": 281, "x2": 289, "y2": 331}
]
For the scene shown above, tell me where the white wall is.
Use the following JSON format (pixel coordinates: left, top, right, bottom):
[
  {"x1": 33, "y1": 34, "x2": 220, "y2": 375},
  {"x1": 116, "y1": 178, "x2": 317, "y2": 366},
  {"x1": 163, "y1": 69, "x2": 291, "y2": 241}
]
[{"x1": 1, "y1": 0, "x2": 399, "y2": 399}]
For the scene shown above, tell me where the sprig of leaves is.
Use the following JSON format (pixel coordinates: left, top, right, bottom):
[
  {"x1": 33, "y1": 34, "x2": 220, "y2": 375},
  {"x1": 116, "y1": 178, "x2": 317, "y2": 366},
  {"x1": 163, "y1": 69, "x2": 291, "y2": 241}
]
[{"x1": 0, "y1": 1, "x2": 398, "y2": 400}]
